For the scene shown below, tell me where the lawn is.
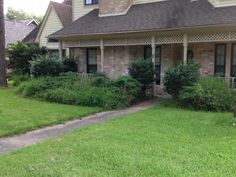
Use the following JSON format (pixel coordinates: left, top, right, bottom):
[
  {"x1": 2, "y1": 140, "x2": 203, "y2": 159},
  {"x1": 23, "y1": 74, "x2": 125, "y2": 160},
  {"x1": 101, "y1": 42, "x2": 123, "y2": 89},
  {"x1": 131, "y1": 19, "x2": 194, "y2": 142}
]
[
  {"x1": 0, "y1": 88, "x2": 100, "y2": 137},
  {"x1": 0, "y1": 102, "x2": 235, "y2": 177}
]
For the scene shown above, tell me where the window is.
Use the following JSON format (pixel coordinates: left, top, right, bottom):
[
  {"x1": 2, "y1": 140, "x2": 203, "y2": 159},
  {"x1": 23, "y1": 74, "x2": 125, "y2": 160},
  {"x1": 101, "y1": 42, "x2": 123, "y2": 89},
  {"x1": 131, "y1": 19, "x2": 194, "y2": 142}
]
[
  {"x1": 187, "y1": 49, "x2": 194, "y2": 61},
  {"x1": 144, "y1": 46, "x2": 161, "y2": 85},
  {"x1": 48, "y1": 38, "x2": 58, "y2": 43},
  {"x1": 231, "y1": 44, "x2": 236, "y2": 77},
  {"x1": 85, "y1": 0, "x2": 98, "y2": 5},
  {"x1": 86, "y1": 48, "x2": 97, "y2": 74},
  {"x1": 215, "y1": 44, "x2": 226, "y2": 76}
]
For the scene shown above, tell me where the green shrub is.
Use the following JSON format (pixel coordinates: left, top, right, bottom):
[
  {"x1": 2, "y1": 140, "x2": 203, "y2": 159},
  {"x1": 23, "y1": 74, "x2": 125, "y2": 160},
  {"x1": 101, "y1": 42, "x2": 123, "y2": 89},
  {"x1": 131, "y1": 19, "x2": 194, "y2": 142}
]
[
  {"x1": 17, "y1": 76, "x2": 130, "y2": 110},
  {"x1": 128, "y1": 59, "x2": 154, "y2": 97},
  {"x1": 30, "y1": 54, "x2": 64, "y2": 77},
  {"x1": 163, "y1": 60, "x2": 200, "y2": 98},
  {"x1": 179, "y1": 77, "x2": 235, "y2": 112},
  {"x1": 113, "y1": 76, "x2": 142, "y2": 103},
  {"x1": 92, "y1": 73, "x2": 112, "y2": 87},
  {"x1": 62, "y1": 57, "x2": 77, "y2": 72},
  {"x1": 7, "y1": 72, "x2": 30, "y2": 86},
  {"x1": 8, "y1": 42, "x2": 47, "y2": 73}
]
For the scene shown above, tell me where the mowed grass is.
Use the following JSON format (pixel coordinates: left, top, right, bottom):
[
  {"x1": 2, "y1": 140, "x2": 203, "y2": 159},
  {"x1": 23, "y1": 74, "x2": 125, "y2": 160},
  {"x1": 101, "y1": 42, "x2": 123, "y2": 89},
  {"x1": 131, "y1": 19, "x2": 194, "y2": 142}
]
[
  {"x1": 0, "y1": 102, "x2": 236, "y2": 177},
  {"x1": 0, "y1": 88, "x2": 100, "y2": 137}
]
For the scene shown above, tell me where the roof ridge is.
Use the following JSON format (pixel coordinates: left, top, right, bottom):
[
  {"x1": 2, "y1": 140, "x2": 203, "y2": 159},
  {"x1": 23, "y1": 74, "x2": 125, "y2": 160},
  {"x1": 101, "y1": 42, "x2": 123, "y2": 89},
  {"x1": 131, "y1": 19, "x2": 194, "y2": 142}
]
[{"x1": 50, "y1": 1, "x2": 72, "y2": 7}]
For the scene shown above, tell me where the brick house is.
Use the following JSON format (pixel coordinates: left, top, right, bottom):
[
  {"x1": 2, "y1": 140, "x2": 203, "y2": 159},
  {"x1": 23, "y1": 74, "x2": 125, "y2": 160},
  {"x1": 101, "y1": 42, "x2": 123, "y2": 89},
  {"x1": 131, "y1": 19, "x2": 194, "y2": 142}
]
[{"x1": 47, "y1": 0, "x2": 236, "y2": 94}]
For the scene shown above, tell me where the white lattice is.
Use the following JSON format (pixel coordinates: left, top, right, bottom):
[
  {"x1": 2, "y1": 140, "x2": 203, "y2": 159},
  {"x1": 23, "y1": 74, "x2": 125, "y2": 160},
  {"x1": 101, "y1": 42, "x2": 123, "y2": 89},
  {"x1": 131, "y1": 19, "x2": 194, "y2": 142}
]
[
  {"x1": 188, "y1": 32, "x2": 230, "y2": 43},
  {"x1": 104, "y1": 39, "x2": 127, "y2": 46},
  {"x1": 127, "y1": 36, "x2": 152, "y2": 45},
  {"x1": 155, "y1": 34, "x2": 183, "y2": 44},
  {"x1": 229, "y1": 32, "x2": 236, "y2": 41}
]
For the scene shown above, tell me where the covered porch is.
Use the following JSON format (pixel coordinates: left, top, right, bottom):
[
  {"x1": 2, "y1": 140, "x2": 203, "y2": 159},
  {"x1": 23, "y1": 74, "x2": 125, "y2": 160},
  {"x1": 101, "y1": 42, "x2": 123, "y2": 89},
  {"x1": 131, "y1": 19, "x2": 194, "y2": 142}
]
[{"x1": 59, "y1": 29, "x2": 236, "y2": 95}]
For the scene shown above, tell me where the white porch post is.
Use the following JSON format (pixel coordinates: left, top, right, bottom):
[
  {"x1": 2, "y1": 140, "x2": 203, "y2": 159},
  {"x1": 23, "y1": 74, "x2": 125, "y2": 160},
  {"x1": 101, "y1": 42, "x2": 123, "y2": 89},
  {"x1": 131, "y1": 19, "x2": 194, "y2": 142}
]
[
  {"x1": 183, "y1": 33, "x2": 188, "y2": 64},
  {"x1": 58, "y1": 40, "x2": 63, "y2": 60},
  {"x1": 100, "y1": 39, "x2": 104, "y2": 72},
  {"x1": 151, "y1": 36, "x2": 156, "y2": 96}
]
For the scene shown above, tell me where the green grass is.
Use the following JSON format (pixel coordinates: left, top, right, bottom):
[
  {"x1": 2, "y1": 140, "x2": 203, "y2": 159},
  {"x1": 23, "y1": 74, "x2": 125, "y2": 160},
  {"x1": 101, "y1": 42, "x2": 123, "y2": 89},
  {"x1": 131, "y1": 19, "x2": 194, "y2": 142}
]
[
  {"x1": 0, "y1": 102, "x2": 236, "y2": 177},
  {"x1": 0, "y1": 88, "x2": 100, "y2": 137}
]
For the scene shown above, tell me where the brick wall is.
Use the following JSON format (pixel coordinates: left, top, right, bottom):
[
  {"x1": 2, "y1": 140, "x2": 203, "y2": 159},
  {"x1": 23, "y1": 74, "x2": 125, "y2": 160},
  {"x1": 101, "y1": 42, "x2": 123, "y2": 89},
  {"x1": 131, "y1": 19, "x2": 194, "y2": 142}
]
[{"x1": 99, "y1": 0, "x2": 133, "y2": 16}]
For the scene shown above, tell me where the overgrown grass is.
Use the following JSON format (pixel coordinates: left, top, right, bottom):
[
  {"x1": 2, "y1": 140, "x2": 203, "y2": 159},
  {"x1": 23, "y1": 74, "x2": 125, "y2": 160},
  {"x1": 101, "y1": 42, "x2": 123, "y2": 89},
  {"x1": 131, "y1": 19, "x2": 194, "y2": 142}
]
[
  {"x1": 0, "y1": 88, "x2": 101, "y2": 137},
  {"x1": 0, "y1": 101, "x2": 235, "y2": 176}
]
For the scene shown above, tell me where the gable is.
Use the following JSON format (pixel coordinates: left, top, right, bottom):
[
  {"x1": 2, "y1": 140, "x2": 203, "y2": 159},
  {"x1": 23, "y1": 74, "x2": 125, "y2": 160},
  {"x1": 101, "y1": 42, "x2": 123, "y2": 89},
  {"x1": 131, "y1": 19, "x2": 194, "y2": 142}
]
[{"x1": 37, "y1": 7, "x2": 63, "y2": 48}]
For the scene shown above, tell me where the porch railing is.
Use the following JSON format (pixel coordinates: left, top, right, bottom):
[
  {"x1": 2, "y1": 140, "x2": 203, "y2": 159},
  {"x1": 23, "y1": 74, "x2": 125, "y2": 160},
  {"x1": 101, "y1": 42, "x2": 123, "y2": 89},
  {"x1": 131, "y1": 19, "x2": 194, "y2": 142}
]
[{"x1": 226, "y1": 77, "x2": 236, "y2": 89}]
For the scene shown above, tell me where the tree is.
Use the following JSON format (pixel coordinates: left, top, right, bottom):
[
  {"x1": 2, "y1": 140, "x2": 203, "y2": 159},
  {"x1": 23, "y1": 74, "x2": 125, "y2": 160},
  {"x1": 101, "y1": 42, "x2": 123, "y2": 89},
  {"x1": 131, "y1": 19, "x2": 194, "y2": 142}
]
[
  {"x1": 6, "y1": 7, "x2": 43, "y2": 22},
  {"x1": 0, "y1": 0, "x2": 8, "y2": 87}
]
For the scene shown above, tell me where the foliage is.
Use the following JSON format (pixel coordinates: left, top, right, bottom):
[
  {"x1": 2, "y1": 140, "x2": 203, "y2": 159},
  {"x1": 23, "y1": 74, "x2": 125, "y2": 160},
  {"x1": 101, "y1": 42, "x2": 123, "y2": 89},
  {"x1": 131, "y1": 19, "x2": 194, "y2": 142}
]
[
  {"x1": 0, "y1": 88, "x2": 100, "y2": 137},
  {"x1": 16, "y1": 76, "x2": 131, "y2": 110},
  {"x1": 6, "y1": 7, "x2": 43, "y2": 22},
  {"x1": 30, "y1": 54, "x2": 64, "y2": 77},
  {"x1": 163, "y1": 60, "x2": 200, "y2": 98},
  {"x1": 7, "y1": 71, "x2": 30, "y2": 86},
  {"x1": 8, "y1": 42, "x2": 47, "y2": 73},
  {"x1": 62, "y1": 57, "x2": 77, "y2": 73},
  {"x1": 113, "y1": 76, "x2": 142, "y2": 103},
  {"x1": 128, "y1": 59, "x2": 155, "y2": 96},
  {"x1": 179, "y1": 77, "x2": 235, "y2": 112}
]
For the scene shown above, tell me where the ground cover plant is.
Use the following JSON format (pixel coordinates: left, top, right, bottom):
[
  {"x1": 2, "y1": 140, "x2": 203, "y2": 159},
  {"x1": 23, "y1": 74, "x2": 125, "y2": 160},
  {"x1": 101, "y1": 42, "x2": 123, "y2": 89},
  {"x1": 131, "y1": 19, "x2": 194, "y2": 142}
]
[
  {"x1": 16, "y1": 74, "x2": 142, "y2": 110},
  {"x1": 0, "y1": 101, "x2": 235, "y2": 177},
  {"x1": 0, "y1": 88, "x2": 100, "y2": 137}
]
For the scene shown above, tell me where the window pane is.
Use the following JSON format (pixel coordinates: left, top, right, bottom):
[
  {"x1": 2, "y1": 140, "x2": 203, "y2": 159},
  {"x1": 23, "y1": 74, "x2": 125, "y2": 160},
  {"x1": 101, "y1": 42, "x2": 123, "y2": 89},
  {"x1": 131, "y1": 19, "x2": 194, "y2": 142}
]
[
  {"x1": 215, "y1": 44, "x2": 226, "y2": 76},
  {"x1": 88, "y1": 49, "x2": 97, "y2": 65}
]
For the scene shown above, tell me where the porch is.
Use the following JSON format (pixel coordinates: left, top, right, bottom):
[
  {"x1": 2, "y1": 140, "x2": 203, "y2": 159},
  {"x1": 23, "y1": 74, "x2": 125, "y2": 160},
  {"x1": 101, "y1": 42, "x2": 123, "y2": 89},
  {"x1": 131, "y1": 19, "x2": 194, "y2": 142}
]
[{"x1": 59, "y1": 30, "x2": 236, "y2": 94}]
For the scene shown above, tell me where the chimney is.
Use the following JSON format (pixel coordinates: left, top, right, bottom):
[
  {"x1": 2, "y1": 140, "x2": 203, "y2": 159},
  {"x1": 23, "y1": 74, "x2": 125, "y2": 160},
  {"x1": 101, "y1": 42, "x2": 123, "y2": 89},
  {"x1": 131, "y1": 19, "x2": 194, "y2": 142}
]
[{"x1": 99, "y1": 0, "x2": 133, "y2": 17}]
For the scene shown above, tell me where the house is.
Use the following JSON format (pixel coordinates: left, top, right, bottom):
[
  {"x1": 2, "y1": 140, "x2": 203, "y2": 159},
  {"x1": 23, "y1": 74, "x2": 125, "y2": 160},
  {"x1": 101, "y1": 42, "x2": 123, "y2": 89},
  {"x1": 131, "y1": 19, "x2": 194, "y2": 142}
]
[
  {"x1": 5, "y1": 19, "x2": 38, "y2": 47},
  {"x1": 47, "y1": 0, "x2": 236, "y2": 95},
  {"x1": 24, "y1": 0, "x2": 72, "y2": 56}
]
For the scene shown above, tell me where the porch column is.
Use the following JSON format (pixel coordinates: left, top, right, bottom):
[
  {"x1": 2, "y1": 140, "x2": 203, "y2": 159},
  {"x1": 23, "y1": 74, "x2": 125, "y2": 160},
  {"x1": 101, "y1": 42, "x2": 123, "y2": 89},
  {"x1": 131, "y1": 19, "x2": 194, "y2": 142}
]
[
  {"x1": 151, "y1": 36, "x2": 156, "y2": 96},
  {"x1": 100, "y1": 39, "x2": 104, "y2": 72},
  {"x1": 58, "y1": 40, "x2": 63, "y2": 60},
  {"x1": 226, "y1": 42, "x2": 231, "y2": 79},
  {"x1": 183, "y1": 33, "x2": 188, "y2": 64}
]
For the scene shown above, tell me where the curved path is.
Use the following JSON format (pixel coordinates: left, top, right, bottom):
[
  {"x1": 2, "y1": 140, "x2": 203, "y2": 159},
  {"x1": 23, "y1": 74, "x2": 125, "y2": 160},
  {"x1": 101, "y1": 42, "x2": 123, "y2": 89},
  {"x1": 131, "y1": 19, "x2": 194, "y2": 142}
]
[{"x1": 0, "y1": 101, "x2": 155, "y2": 155}]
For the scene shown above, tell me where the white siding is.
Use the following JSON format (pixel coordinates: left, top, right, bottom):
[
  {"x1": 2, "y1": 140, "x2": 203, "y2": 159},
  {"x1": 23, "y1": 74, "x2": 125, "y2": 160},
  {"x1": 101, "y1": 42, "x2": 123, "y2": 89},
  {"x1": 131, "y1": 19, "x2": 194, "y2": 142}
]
[
  {"x1": 73, "y1": 0, "x2": 98, "y2": 21},
  {"x1": 133, "y1": 0, "x2": 166, "y2": 4},
  {"x1": 208, "y1": 0, "x2": 236, "y2": 7},
  {"x1": 38, "y1": 7, "x2": 63, "y2": 49}
]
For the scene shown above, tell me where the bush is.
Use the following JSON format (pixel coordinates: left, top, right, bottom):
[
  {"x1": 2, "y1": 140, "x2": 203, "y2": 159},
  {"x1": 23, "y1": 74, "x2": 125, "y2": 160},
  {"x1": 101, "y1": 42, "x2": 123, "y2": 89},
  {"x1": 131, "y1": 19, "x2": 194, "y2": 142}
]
[
  {"x1": 63, "y1": 57, "x2": 77, "y2": 73},
  {"x1": 128, "y1": 59, "x2": 155, "y2": 97},
  {"x1": 30, "y1": 54, "x2": 64, "y2": 77},
  {"x1": 7, "y1": 72, "x2": 30, "y2": 86},
  {"x1": 8, "y1": 42, "x2": 47, "y2": 73},
  {"x1": 163, "y1": 60, "x2": 200, "y2": 98},
  {"x1": 113, "y1": 76, "x2": 142, "y2": 103},
  {"x1": 179, "y1": 77, "x2": 235, "y2": 112},
  {"x1": 16, "y1": 76, "x2": 130, "y2": 110}
]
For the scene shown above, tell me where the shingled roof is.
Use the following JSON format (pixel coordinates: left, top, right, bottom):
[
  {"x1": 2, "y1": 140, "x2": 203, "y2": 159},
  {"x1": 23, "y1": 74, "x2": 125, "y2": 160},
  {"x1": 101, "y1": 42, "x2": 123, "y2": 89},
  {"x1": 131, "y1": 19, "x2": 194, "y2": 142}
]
[
  {"x1": 50, "y1": 0, "x2": 236, "y2": 38},
  {"x1": 51, "y1": 1, "x2": 72, "y2": 26}
]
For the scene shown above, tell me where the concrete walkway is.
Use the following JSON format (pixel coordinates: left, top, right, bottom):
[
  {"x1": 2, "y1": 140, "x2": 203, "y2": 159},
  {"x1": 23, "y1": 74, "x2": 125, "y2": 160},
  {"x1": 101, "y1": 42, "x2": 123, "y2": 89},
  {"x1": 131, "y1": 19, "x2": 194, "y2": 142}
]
[{"x1": 0, "y1": 101, "x2": 155, "y2": 155}]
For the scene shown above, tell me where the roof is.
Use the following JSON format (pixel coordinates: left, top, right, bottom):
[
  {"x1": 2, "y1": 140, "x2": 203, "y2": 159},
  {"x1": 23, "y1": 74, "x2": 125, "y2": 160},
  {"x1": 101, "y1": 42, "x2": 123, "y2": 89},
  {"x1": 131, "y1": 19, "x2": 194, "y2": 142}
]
[
  {"x1": 50, "y1": 0, "x2": 236, "y2": 38},
  {"x1": 23, "y1": 24, "x2": 41, "y2": 43},
  {"x1": 18, "y1": 19, "x2": 38, "y2": 26},
  {"x1": 23, "y1": 1, "x2": 72, "y2": 43},
  {"x1": 5, "y1": 20, "x2": 36, "y2": 47},
  {"x1": 51, "y1": 1, "x2": 72, "y2": 26}
]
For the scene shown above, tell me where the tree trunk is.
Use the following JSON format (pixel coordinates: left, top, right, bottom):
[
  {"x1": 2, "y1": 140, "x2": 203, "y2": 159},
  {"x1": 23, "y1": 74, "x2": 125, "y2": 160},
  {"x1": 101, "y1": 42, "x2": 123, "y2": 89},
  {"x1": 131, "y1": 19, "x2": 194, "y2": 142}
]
[{"x1": 0, "y1": 0, "x2": 8, "y2": 87}]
